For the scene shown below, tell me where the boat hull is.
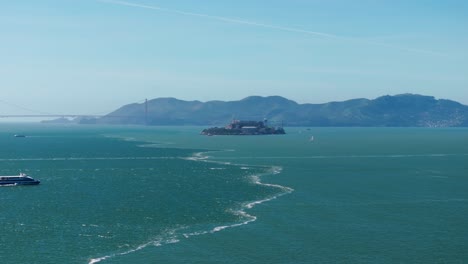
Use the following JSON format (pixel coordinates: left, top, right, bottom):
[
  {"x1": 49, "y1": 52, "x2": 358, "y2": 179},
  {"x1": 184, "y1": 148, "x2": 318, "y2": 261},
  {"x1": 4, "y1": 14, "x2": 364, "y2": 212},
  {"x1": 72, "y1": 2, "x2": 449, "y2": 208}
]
[
  {"x1": 0, "y1": 181, "x2": 40, "y2": 186},
  {"x1": 0, "y1": 174, "x2": 40, "y2": 186}
]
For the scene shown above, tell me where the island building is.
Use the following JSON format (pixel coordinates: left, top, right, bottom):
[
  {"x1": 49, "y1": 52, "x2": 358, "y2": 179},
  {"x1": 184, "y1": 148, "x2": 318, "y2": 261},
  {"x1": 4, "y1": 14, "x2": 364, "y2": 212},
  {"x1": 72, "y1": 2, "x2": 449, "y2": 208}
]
[{"x1": 201, "y1": 119, "x2": 285, "y2": 135}]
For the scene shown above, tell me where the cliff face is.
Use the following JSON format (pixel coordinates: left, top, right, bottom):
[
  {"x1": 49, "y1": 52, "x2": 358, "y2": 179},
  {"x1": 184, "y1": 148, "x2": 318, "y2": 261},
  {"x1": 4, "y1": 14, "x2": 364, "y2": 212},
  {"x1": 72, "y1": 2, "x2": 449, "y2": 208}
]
[{"x1": 91, "y1": 94, "x2": 468, "y2": 127}]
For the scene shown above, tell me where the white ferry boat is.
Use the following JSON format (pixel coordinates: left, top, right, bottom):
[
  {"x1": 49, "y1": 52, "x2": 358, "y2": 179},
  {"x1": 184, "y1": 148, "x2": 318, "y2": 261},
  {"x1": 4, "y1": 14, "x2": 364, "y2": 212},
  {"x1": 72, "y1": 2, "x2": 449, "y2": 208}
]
[{"x1": 0, "y1": 173, "x2": 40, "y2": 186}]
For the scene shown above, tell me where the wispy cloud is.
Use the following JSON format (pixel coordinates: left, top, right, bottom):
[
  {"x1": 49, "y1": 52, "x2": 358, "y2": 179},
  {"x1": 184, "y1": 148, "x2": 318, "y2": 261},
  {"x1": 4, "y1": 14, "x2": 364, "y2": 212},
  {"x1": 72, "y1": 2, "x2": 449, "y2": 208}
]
[{"x1": 98, "y1": 0, "x2": 446, "y2": 57}]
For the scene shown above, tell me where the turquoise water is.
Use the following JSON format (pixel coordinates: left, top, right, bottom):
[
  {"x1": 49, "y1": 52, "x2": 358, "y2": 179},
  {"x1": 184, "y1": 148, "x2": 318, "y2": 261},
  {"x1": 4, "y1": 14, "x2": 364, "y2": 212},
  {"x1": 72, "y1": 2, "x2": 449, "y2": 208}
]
[{"x1": 1, "y1": 124, "x2": 467, "y2": 263}]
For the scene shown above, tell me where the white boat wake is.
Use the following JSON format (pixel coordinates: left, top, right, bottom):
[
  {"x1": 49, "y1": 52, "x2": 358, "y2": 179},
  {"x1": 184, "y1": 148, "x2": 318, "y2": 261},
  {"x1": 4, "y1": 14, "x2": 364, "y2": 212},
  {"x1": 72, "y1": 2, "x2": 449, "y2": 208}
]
[{"x1": 88, "y1": 149, "x2": 293, "y2": 264}]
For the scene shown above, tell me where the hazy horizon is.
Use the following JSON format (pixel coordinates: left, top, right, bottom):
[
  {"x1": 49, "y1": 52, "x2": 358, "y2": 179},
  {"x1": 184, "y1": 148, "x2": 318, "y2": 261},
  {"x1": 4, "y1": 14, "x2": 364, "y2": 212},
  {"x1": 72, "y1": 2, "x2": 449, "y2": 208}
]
[{"x1": 1, "y1": 93, "x2": 467, "y2": 121}]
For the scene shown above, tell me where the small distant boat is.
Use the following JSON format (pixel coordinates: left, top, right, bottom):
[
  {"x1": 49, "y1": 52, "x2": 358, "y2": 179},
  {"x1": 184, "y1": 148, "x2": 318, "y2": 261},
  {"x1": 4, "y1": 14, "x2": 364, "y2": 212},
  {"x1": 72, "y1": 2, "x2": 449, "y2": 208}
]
[
  {"x1": 0, "y1": 173, "x2": 40, "y2": 186},
  {"x1": 14, "y1": 134, "x2": 26, "y2": 138},
  {"x1": 309, "y1": 136, "x2": 314, "y2": 142}
]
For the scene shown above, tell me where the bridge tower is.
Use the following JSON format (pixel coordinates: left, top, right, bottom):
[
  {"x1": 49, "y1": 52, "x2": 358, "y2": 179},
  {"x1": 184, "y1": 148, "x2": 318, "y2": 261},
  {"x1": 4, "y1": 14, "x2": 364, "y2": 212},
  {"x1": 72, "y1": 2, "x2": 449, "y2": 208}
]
[{"x1": 145, "y1": 98, "x2": 148, "y2": 126}]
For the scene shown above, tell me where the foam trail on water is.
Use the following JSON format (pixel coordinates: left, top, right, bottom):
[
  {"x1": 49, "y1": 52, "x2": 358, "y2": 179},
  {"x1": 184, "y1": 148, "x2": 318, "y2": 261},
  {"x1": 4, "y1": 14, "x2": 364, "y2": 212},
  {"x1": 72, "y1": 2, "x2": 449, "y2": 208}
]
[
  {"x1": 88, "y1": 149, "x2": 293, "y2": 263},
  {"x1": 0, "y1": 157, "x2": 178, "y2": 162},
  {"x1": 182, "y1": 152, "x2": 293, "y2": 237},
  {"x1": 88, "y1": 228, "x2": 182, "y2": 264},
  {"x1": 208, "y1": 153, "x2": 468, "y2": 159},
  {"x1": 182, "y1": 210, "x2": 257, "y2": 238}
]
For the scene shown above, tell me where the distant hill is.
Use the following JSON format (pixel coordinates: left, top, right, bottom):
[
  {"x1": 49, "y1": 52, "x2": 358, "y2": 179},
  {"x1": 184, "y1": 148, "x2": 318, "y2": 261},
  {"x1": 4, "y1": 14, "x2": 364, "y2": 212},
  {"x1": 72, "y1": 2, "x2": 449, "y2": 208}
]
[{"x1": 85, "y1": 94, "x2": 468, "y2": 127}]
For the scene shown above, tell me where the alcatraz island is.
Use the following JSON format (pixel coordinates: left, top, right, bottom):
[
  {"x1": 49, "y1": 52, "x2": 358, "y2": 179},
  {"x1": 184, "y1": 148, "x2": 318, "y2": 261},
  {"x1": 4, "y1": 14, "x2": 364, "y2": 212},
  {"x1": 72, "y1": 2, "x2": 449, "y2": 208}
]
[{"x1": 201, "y1": 119, "x2": 286, "y2": 136}]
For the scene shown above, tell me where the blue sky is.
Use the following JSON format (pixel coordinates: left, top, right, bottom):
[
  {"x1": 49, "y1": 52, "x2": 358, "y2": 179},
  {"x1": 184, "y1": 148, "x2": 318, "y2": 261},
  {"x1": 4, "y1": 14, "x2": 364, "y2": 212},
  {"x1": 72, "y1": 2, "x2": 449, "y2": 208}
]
[{"x1": 1, "y1": 0, "x2": 467, "y2": 116}]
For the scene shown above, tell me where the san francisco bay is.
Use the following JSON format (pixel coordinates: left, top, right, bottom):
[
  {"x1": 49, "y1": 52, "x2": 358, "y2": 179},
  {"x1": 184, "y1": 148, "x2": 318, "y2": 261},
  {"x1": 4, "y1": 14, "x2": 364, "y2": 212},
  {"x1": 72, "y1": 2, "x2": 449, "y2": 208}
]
[{"x1": 1, "y1": 124, "x2": 467, "y2": 263}]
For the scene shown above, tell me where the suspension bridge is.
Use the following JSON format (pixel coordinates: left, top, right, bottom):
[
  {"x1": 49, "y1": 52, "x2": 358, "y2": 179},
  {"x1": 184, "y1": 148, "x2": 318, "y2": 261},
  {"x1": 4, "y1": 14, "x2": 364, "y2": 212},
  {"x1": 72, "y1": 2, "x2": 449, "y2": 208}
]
[
  {"x1": 0, "y1": 99, "x2": 149, "y2": 122},
  {"x1": 0, "y1": 114, "x2": 106, "y2": 118}
]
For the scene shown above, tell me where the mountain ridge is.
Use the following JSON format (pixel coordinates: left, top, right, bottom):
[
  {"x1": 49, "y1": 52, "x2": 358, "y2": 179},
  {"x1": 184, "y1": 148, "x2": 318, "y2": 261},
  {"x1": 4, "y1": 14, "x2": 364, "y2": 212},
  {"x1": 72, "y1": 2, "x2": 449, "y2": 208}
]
[{"x1": 80, "y1": 94, "x2": 468, "y2": 127}]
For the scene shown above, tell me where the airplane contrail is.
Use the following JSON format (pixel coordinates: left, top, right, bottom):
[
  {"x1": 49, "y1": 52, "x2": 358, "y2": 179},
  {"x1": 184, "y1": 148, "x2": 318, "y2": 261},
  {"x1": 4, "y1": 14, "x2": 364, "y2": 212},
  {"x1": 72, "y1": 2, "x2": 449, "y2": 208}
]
[
  {"x1": 97, "y1": 0, "x2": 445, "y2": 57},
  {"x1": 98, "y1": 0, "x2": 338, "y2": 39}
]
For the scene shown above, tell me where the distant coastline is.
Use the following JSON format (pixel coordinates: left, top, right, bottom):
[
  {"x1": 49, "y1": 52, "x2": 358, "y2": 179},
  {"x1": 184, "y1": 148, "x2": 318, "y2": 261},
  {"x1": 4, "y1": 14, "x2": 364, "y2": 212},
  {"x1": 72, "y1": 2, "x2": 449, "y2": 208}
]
[{"x1": 42, "y1": 94, "x2": 468, "y2": 127}]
